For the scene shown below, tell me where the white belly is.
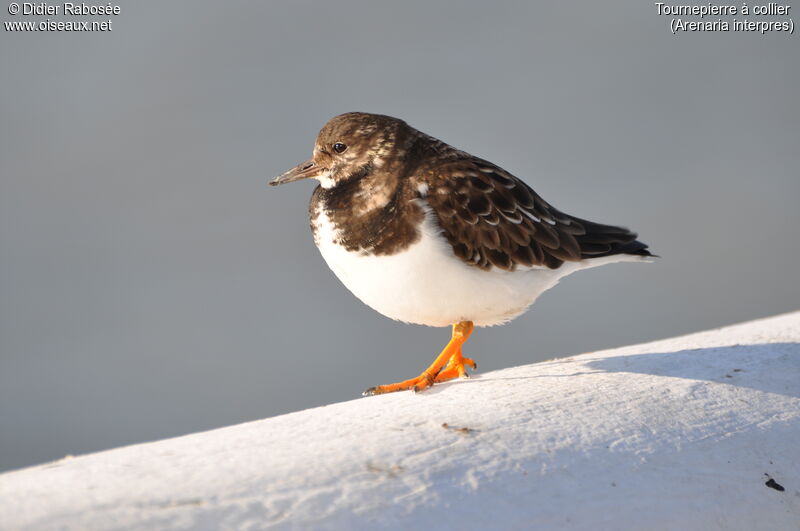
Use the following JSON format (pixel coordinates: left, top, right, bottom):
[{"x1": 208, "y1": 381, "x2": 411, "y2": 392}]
[{"x1": 313, "y1": 208, "x2": 641, "y2": 327}]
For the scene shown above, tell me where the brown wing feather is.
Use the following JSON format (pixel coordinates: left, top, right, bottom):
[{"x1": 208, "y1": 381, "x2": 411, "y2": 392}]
[{"x1": 422, "y1": 157, "x2": 652, "y2": 271}]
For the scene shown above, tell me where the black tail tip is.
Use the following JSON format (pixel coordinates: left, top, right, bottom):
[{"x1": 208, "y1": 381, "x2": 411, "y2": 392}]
[{"x1": 623, "y1": 240, "x2": 658, "y2": 258}]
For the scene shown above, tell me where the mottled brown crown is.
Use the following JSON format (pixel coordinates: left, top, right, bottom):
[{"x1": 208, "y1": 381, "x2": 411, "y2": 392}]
[{"x1": 310, "y1": 113, "x2": 418, "y2": 188}]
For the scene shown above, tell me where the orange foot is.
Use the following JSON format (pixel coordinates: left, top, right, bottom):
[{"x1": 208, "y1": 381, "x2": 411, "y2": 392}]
[
  {"x1": 363, "y1": 321, "x2": 477, "y2": 396},
  {"x1": 435, "y1": 349, "x2": 477, "y2": 383}
]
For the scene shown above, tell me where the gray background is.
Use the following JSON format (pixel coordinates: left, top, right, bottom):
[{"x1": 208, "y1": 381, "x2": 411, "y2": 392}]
[{"x1": 1, "y1": 1, "x2": 798, "y2": 473}]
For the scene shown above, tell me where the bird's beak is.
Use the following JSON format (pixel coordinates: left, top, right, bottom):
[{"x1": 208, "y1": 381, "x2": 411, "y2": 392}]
[{"x1": 269, "y1": 158, "x2": 322, "y2": 186}]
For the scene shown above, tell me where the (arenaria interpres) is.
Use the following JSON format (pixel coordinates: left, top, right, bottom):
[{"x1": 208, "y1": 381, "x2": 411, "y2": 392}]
[{"x1": 270, "y1": 112, "x2": 654, "y2": 395}]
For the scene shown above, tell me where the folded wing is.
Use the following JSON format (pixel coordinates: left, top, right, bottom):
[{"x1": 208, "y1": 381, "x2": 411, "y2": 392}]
[{"x1": 422, "y1": 157, "x2": 653, "y2": 271}]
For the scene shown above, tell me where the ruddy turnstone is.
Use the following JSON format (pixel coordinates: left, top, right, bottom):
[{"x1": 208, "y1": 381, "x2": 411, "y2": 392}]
[{"x1": 270, "y1": 112, "x2": 654, "y2": 395}]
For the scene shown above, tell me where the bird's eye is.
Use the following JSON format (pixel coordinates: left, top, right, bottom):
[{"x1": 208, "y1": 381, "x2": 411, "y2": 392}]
[{"x1": 332, "y1": 142, "x2": 347, "y2": 154}]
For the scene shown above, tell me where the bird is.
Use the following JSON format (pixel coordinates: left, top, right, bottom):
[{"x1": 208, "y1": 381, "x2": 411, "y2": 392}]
[{"x1": 270, "y1": 112, "x2": 654, "y2": 396}]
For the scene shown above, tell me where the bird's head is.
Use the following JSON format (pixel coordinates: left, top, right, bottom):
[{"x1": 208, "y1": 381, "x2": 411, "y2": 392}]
[{"x1": 270, "y1": 112, "x2": 411, "y2": 189}]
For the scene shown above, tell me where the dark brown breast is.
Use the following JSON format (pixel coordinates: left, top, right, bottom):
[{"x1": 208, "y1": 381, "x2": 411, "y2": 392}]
[{"x1": 309, "y1": 173, "x2": 425, "y2": 256}]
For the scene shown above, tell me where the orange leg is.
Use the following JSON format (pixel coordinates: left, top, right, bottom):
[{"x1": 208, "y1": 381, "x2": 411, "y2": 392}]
[{"x1": 363, "y1": 321, "x2": 476, "y2": 396}]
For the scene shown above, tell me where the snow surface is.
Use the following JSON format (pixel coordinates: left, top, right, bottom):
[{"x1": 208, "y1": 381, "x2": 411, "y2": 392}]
[{"x1": 1, "y1": 312, "x2": 799, "y2": 530}]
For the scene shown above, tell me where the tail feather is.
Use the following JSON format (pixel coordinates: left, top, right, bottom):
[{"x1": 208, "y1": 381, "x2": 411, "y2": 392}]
[{"x1": 573, "y1": 218, "x2": 656, "y2": 259}]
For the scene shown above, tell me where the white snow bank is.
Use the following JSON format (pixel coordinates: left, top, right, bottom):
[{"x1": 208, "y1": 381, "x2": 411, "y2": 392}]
[{"x1": 1, "y1": 312, "x2": 799, "y2": 530}]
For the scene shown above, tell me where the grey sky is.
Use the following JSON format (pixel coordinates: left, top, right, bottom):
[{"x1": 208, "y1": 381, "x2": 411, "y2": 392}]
[{"x1": 1, "y1": 1, "x2": 798, "y2": 472}]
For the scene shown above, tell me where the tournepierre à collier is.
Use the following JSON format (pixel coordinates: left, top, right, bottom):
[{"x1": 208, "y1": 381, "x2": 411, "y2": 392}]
[{"x1": 270, "y1": 112, "x2": 654, "y2": 396}]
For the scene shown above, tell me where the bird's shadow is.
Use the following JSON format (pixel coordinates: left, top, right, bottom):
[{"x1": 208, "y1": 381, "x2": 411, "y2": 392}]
[{"x1": 433, "y1": 342, "x2": 800, "y2": 398}]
